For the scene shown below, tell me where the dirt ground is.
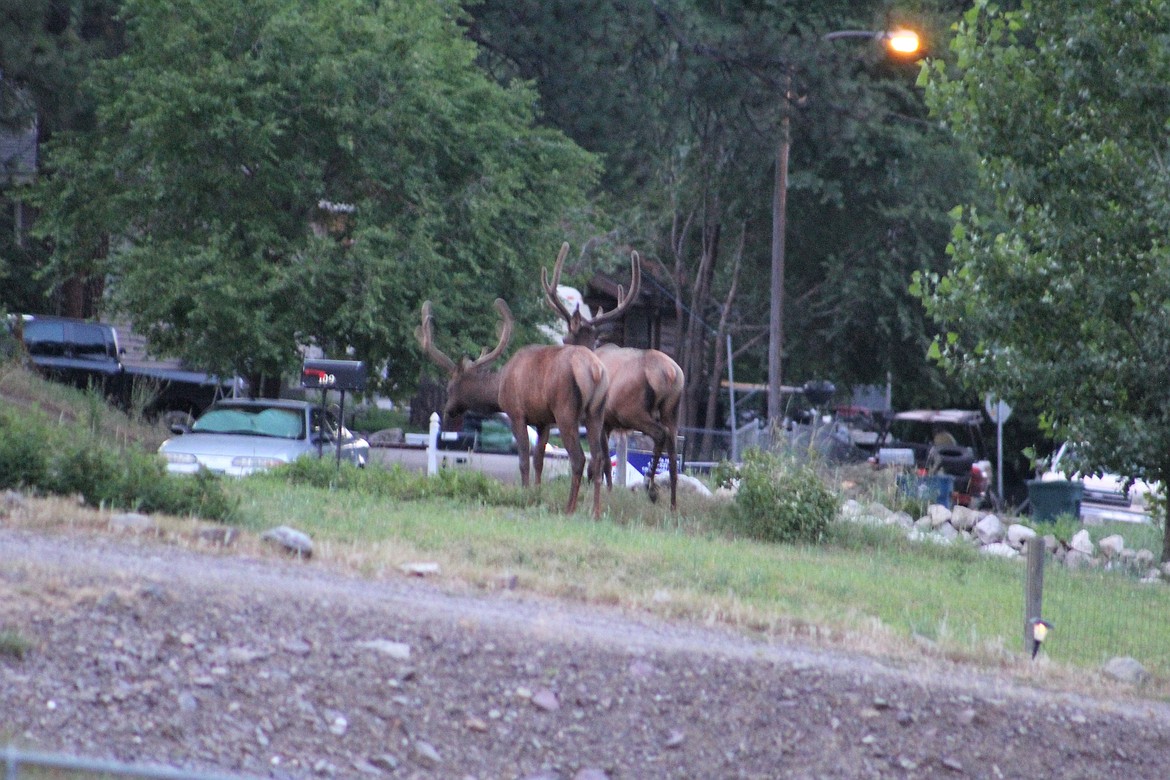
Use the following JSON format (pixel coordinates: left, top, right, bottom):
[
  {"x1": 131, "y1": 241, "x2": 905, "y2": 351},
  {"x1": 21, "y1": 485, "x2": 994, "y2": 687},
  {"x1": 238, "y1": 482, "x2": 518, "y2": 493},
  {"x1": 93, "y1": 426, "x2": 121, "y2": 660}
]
[{"x1": 4, "y1": 508, "x2": 1170, "y2": 780}]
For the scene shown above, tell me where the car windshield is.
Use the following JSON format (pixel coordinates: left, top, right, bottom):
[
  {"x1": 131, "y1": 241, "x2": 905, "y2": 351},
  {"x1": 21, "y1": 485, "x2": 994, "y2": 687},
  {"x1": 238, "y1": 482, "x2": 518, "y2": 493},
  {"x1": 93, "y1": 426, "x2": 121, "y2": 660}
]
[
  {"x1": 888, "y1": 419, "x2": 977, "y2": 450},
  {"x1": 191, "y1": 407, "x2": 305, "y2": 439}
]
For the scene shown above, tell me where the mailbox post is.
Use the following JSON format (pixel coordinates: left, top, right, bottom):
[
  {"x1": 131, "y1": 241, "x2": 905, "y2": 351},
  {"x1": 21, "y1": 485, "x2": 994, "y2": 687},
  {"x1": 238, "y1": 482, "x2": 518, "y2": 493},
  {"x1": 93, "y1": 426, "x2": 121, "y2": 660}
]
[{"x1": 301, "y1": 358, "x2": 367, "y2": 467}]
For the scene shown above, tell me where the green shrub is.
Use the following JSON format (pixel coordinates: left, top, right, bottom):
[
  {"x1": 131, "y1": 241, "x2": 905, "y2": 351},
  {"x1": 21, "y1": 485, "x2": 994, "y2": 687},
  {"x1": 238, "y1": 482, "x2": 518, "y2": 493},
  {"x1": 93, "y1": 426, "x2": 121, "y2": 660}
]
[
  {"x1": 47, "y1": 437, "x2": 238, "y2": 521},
  {"x1": 0, "y1": 628, "x2": 32, "y2": 660},
  {"x1": 49, "y1": 442, "x2": 123, "y2": 504},
  {"x1": 727, "y1": 449, "x2": 839, "y2": 544},
  {"x1": 261, "y1": 457, "x2": 530, "y2": 506},
  {"x1": 0, "y1": 408, "x2": 50, "y2": 489}
]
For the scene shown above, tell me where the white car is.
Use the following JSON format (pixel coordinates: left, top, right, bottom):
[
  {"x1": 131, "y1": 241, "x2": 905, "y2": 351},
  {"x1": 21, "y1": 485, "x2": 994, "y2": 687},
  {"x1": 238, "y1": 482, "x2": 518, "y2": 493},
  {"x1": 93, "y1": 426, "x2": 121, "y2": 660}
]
[
  {"x1": 160, "y1": 398, "x2": 369, "y2": 476},
  {"x1": 1040, "y1": 443, "x2": 1158, "y2": 523}
]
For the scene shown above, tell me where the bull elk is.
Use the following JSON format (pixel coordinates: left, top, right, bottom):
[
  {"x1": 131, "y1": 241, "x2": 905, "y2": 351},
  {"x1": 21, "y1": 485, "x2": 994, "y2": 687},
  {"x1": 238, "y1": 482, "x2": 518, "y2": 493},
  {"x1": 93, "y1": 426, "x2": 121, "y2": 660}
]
[
  {"x1": 417, "y1": 298, "x2": 610, "y2": 519},
  {"x1": 542, "y1": 242, "x2": 685, "y2": 510}
]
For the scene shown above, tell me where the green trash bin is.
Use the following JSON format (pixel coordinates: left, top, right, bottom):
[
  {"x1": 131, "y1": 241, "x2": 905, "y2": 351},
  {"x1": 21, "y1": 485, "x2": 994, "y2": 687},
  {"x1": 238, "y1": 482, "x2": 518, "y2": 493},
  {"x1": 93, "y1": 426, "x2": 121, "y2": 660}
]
[{"x1": 1027, "y1": 479, "x2": 1083, "y2": 522}]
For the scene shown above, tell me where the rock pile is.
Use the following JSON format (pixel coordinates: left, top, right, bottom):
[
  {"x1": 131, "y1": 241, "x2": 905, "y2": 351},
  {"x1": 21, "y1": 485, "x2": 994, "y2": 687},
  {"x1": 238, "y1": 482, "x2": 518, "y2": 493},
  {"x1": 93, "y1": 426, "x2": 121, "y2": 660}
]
[{"x1": 839, "y1": 499, "x2": 1165, "y2": 583}]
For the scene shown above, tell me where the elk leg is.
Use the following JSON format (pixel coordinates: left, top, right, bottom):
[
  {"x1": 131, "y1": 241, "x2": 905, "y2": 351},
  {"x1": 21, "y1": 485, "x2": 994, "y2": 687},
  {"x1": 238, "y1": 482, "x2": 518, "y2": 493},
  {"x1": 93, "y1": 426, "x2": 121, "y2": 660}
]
[
  {"x1": 533, "y1": 426, "x2": 550, "y2": 486},
  {"x1": 584, "y1": 417, "x2": 607, "y2": 520},
  {"x1": 645, "y1": 443, "x2": 662, "y2": 504},
  {"x1": 560, "y1": 419, "x2": 586, "y2": 514},
  {"x1": 510, "y1": 416, "x2": 532, "y2": 488},
  {"x1": 601, "y1": 426, "x2": 614, "y2": 491}
]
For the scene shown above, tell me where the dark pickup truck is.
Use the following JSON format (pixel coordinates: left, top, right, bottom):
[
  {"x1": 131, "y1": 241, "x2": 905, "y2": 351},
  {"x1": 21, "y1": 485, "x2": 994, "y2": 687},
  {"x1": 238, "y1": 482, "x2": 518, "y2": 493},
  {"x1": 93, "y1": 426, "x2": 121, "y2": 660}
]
[{"x1": 10, "y1": 315, "x2": 241, "y2": 425}]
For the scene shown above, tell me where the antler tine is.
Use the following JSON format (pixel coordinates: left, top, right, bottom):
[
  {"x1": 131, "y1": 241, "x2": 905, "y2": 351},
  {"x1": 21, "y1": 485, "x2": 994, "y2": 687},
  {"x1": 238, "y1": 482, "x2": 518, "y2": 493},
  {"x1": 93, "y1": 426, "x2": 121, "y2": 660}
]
[
  {"x1": 541, "y1": 242, "x2": 574, "y2": 320},
  {"x1": 417, "y1": 301, "x2": 457, "y2": 374},
  {"x1": 469, "y1": 298, "x2": 514, "y2": 370},
  {"x1": 589, "y1": 249, "x2": 643, "y2": 326}
]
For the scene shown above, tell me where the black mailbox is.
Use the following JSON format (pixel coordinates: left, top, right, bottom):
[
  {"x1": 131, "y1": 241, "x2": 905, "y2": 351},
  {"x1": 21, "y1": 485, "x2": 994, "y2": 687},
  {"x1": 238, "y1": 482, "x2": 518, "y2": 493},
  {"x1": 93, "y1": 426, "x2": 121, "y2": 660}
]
[{"x1": 301, "y1": 358, "x2": 367, "y2": 392}]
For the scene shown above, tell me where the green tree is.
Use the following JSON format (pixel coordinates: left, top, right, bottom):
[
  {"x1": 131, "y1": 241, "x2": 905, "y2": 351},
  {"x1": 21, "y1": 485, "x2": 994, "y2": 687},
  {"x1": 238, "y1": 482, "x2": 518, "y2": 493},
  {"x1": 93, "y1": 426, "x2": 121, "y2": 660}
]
[
  {"x1": 918, "y1": 0, "x2": 1170, "y2": 557},
  {"x1": 0, "y1": 0, "x2": 124, "y2": 316},
  {"x1": 467, "y1": 0, "x2": 976, "y2": 439},
  {"x1": 32, "y1": 0, "x2": 597, "y2": 391}
]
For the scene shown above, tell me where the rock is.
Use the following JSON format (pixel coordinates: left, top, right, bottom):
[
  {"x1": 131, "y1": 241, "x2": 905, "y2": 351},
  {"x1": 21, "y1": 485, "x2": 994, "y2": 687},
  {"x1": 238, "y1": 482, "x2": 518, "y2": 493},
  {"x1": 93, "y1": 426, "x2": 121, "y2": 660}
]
[
  {"x1": 927, "y1": 504, "x2": 952, "y2": 528},
  {"x1": 979, "y1": 542, "x2": 1018, "y2": 558},
  {"x1": 889, "y1": 511, "x2": 915, "y2": 529},
  {"x1": 1006, "y1": 523, "x2": 1037, "y2": 550},
  {"x1": 356, "y1": 639, "x2": 411, "y2": 660},
  {"x1": 949, "y1": 505, "x2": 980, "y2": 531},
  {"x1": 1102, "y1": 656, "x2": 1149, "y2": 685},
  {"x1": 1098, "y1": 534, "x2": 1124, "y2": 559},
  {"x1": 574, "y1": 769, "x2": 610, "y2": 780},
  {"x1": 261, "y1": 526, "x2": 313, "y2": 557},
  {"x1": 934, "y1": 523, "x2": 959, "y2": 542},
  {"x1": 411, "y1": 740, "x2": 442, "y2": 767},
  {"x1": 532, "y1": 688, "x2": 559, "y2": 712},
  {"x1": 367, "y1": 755, "x2": 400, "y2": 772},
  {"x1": 1069, "y1": 529, "x2": 1094, "y2": 556},
  {"x1": 676, "y1": 473, "x2": 712, "y2": 497},
  {"x1": 973, "y1": 515, "x2": 1005, "y2": 545},
  {"x1": 400, "y1": 562, "x2": 440, "y2": 576}
]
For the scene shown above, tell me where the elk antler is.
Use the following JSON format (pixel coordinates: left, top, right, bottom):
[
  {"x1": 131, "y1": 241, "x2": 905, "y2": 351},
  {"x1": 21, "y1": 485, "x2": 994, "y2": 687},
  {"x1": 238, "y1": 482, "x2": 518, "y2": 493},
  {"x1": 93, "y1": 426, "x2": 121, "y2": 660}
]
[
  {"x1": 542, "y1": 245, "x2": 643, "y2": 329},
  {"x1": 541, "y1": 242, "x2": 574, "y2": 321},
  {"x1": 588, "y1": 250, "x2": 642, "y2": 327},
  {"x1": 418, "y1": 301, "x2": 457, "y2": 373},
  {"x1": 467, "y1": 298, "x2": 514, "y2": 370}
]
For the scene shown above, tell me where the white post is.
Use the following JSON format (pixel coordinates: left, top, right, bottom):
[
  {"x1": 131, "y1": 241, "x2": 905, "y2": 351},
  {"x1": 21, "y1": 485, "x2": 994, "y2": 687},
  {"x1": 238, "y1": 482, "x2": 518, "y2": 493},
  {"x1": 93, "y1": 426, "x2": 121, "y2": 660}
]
[{"x1": 427, "y1": 412, "x2": 439, "y2": 476}]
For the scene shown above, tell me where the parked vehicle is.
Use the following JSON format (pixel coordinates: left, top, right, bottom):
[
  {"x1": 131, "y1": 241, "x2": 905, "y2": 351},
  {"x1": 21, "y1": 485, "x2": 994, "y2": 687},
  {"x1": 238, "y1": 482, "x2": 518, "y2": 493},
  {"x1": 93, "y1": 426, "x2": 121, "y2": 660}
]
[
  {"x1": 159, "y1": 398, "x2": 369, "y2": 476},
  {"x1": 875, "y1": 409, "x2": 992, "y2": 508},
  {"x1": 438, "y1": 412, "x2": 570, "y2": 457},
  {"x1": 1040, "y1": 443, "x2": 1157, "y2": 523},
  {"x1": 10, "y1": 314, "x2": 241, "y2": 424}
]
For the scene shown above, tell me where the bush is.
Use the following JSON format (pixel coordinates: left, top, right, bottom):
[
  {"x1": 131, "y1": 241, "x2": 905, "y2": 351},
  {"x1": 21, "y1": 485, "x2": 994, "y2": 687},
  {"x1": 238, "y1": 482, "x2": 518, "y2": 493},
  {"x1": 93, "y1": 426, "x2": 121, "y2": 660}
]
[
  {"x1": 0, "y1": 404, "x2": 236, "y2": 521},
  {"x1": 0, "y1": 408, "x2": 50, "y2": 489},
  {"x1": 261, "y1": 456, "x2": 530, "y2": 506},
  {"x1": 727, "y1": 449, "x2": 839, "y2": 544}
]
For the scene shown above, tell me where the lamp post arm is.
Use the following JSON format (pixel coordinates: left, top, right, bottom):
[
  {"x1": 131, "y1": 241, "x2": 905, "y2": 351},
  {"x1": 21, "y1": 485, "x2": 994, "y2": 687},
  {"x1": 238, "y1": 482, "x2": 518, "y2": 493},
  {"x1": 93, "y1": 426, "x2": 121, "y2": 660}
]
[{"x1": 823, "y1": 30, "x2": 884, "y2": 42}]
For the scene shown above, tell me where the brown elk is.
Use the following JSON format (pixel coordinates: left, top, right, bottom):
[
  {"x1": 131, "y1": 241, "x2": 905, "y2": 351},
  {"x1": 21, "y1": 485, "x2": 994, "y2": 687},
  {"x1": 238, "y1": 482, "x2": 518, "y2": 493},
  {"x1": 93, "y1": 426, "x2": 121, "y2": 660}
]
[
  {"x1": 417, "y1": 298, "x2": 610, "y2": 519},
  {"x1": 542, "y1": 243, "x2": 686, "y2": 510}
]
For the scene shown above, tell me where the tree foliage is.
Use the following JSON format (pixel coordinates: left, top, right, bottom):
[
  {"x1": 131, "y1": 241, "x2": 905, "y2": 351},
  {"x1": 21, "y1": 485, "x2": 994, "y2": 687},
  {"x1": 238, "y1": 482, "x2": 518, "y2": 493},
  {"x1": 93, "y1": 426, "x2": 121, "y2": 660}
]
[
  {"x1": 918, "y1": 0, "x2": 1170, "y2": 556},
  {"x1": 31, "y1": 0, "x2": 597, "y2": 389},
  {"x1": 467, "y1": 0, "x2": 977, "y2": 430},
  {"x1": 0, "y1": 0, "x2": 124, "y2": 315}
]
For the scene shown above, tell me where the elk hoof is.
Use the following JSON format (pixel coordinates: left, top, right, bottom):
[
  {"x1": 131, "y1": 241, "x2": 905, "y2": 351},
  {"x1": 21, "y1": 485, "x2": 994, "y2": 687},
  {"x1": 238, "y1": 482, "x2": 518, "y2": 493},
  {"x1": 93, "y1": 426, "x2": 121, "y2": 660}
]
[{"x1": 646, "y1": 482, "x2": 660, "y2": 503}]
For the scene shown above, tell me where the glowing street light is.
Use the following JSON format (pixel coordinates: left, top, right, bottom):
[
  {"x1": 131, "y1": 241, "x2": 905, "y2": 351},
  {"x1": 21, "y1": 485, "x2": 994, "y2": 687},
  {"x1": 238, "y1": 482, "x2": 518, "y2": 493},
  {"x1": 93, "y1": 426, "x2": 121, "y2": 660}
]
[{"x1": 766, "y1": 27, "x2": 921, "y2": 426}]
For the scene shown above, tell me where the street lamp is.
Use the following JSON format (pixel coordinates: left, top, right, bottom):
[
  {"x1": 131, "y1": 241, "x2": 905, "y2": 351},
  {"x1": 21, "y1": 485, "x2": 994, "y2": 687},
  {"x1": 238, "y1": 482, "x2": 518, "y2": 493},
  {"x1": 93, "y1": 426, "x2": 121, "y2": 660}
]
[{"x1": 766, "y1": 27, "x2": 921, "y2": 426}]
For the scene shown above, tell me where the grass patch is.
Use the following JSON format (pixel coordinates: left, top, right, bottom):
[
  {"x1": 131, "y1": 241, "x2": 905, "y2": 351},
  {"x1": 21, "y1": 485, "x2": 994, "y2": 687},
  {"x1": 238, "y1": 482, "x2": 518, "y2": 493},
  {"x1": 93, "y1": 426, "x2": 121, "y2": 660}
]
[{"x1": 0, "y1": 628, "x2": 32, "y2": 660}]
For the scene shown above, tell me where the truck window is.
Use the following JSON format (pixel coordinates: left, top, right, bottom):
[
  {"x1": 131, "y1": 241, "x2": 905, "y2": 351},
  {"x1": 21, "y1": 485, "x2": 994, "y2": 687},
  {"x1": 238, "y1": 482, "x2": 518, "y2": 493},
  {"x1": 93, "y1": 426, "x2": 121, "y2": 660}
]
[
  {"x1": 23, "y1": 321, "x2": 66, "y2": 357},
  {"x1": 70, "y1": 324, "x2": 112, "y2": 360}
]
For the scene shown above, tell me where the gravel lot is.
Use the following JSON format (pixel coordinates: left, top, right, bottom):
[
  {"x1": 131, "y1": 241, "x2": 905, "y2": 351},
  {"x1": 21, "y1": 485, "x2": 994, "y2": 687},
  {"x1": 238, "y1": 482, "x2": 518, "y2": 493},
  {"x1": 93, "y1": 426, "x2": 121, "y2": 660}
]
[{"x1": 4, "y1": 515, "x2": 1170, "y2": 779}]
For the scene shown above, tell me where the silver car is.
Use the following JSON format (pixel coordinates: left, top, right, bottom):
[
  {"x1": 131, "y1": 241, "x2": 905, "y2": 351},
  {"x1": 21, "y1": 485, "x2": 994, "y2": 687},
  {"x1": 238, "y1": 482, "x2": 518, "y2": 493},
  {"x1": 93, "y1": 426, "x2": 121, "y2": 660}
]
[{"x1": 159, "y1": 398, "x2": 369, "y2": 476}]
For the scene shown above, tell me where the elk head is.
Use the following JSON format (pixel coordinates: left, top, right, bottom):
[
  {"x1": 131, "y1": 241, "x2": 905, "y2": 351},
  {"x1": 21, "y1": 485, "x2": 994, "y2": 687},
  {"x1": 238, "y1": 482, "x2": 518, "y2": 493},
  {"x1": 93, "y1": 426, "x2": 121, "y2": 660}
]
[
  {"x1": 417, "y1": 298, "x2": 514, "y2": 425},
  {"x1": 541, "y1": 242, "x2": 641, "y2": 347}
]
